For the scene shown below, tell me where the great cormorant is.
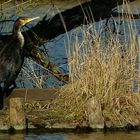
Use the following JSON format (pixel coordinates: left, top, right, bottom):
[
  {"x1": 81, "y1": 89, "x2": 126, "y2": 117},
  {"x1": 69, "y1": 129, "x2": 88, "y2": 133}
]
[{"x1": 0, "y1": 16, "x2": 39, "y2": 109}]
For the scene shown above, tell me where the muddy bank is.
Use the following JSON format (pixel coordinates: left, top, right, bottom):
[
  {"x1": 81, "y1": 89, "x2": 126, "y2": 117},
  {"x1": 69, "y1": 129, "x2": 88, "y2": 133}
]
[{"x1": 0, "y1": 89, "x2": 140, "y2": 133}]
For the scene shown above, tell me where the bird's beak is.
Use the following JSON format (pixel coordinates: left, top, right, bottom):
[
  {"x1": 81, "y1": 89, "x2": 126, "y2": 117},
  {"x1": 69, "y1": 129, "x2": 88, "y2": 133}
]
[{"x1": 23, "y1": 16, "x2": 40, "y2": 25}]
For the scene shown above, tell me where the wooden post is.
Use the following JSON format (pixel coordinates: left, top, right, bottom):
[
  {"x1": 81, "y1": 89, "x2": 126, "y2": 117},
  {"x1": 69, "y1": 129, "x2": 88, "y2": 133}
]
[
  {"x1": 138, "y1": 36, "x2": 140, "y2": 93},
  {"x1": 87, "y1": 97, "x2": 104, "y2": 129},
  {"x1": 9, "y1": 98, "x2": 26, "y2": 130}
]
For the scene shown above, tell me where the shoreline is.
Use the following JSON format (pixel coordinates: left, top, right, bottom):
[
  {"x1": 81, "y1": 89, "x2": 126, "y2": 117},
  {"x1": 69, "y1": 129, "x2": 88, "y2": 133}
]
[
  {"x1": 0, "y1": 89, "x2": 140, "y2": 133},
  {"x1": 0, "y1": 124, "x2": 140, "y2": 134}
]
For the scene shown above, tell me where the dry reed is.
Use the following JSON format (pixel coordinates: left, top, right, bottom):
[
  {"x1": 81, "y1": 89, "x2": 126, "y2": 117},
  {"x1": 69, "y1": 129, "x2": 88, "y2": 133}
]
[{"x1": 51, "y1": 2, "x2": 140, "y2": 127}]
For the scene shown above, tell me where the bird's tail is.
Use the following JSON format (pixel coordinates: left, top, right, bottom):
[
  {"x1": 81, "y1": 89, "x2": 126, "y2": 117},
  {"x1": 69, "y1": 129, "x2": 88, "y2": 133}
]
[{"x1": 0, "y1": 83, "x2": 16, "y2": 110}]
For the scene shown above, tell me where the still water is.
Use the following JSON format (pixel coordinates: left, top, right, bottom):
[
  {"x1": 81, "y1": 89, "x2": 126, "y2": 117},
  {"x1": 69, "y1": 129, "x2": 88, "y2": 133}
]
[{"x1": 0, "y1": 131, "x2": 140, "y2": 140}]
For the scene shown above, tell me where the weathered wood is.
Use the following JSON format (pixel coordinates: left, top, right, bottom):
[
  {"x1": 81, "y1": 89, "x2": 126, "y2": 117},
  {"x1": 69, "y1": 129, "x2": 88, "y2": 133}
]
[
  {"x1": 9, "y1": 98, "x2": 26, "y2": 130},
  {"x1": 87, "y1": 97, "x2": 104, "y2": 129},
  {"x1": 8, "y1": 88, "x2": 58, "y2": 101}
]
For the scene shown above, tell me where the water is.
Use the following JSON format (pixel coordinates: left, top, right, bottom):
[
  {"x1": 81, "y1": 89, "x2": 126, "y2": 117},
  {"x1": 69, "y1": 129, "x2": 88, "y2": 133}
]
[{"x1": 0, "y1": 131, "x2": 140, "y2": 140}]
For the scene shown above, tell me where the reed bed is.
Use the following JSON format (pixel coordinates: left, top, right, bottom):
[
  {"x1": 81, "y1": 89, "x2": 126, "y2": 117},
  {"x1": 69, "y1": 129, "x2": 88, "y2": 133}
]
[
  {"x1": 51, "y1": 3, "x2": 140, "y2": 127},
  {"x1": 3, "y1": 0, "x2": 140, "y2": 128}
]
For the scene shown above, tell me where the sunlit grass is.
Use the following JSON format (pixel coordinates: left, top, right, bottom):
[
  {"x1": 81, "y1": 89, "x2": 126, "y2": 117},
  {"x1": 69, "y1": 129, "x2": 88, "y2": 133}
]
[
  {"x1": 1, "y1": 0, "x2": 140, "y2": 128},
  {"x1": 51, "y1": 1, "x2": 140, "y2": 127}
]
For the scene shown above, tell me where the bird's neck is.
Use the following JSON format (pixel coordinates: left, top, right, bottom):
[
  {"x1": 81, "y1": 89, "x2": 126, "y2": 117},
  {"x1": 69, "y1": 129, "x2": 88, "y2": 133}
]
[
  {"x1": 13, "y1": 27, "x2": 24, "y2": 48},
  {"x1": 13, "y1": 23, "x2": 21, "y2": 35}
]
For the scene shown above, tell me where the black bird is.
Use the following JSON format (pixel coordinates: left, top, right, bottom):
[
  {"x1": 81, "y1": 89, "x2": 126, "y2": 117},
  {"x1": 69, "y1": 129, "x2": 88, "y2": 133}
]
[{"x1": 0, "y1": 16, "x2": 40, "y2": 109}]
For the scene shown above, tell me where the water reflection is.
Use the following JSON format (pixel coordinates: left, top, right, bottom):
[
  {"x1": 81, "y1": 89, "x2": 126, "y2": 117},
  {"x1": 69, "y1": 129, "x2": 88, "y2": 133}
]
[
  {"x1": 64, "y1": 132, "x2": 140, "y2": 140},
  {"x1": 0, "y1": 134, "x2": 25, "y2": 140},
  {"x1": 0, "y1": 132, "x2": 140, "y2": 140},
  {"x1": 26, "y1": 134, "x2": 64, "y2": 140}
]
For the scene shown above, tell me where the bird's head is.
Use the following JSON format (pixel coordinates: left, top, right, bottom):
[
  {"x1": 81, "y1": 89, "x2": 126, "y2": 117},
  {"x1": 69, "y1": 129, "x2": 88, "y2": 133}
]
[
  {"x1": 16, "y1": 17, "x2": 40, "y2": 26},
  {"x1": 13, "y1": 16, "x2": 40, "y2": 33}
]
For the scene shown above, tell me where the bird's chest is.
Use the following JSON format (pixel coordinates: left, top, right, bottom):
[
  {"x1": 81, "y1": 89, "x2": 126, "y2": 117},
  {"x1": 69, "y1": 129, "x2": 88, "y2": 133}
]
[
  {"x1": 16, "y1": 33, "x2": 24, "y2": 48},
  {"x1": 0, "y1": 41, "x2": 23, "y2": 73}
]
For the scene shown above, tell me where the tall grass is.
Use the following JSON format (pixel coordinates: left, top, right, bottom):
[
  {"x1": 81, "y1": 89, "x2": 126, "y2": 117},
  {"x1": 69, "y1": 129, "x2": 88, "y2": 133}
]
[
  {"x1": 2, "y1": 0, "x2": 140, "y2": 127},
  {"x1": 52, "y1": 2, "x2": 140, "y2": 127}
]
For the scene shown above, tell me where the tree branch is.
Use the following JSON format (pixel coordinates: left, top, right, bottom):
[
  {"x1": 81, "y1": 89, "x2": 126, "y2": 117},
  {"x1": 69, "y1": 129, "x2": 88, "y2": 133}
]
[
  {"x1": 112, "y1": 12, "x2": 140, "y2": 19},
  {"x1": 0, "y1": 0, "x2": 137, "y2": 84},
  {"x1": 26, "y1": 47, "x2": 69, "y2": 83}
]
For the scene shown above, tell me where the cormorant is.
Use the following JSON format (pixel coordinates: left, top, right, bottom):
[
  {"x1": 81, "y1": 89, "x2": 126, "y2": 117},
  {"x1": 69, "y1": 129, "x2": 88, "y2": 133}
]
[{"x1": 0, "y1": 16, "x2": 40, "y2": 109}]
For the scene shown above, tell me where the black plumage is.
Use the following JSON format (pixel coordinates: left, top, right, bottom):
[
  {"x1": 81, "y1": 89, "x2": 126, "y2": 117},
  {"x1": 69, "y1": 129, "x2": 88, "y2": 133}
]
[{"x1": 0, "y1": 17, "x2": 39, "y2": 109}]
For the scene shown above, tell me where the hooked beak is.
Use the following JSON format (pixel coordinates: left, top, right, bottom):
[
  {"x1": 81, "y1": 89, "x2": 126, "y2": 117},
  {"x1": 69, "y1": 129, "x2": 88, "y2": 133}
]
[
  {"x1": 27, "y1": 16, "x2": 40, "y2": 22},
  {"x1": 23, "y1": 16, "x2": 40, "y2": 25}
]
